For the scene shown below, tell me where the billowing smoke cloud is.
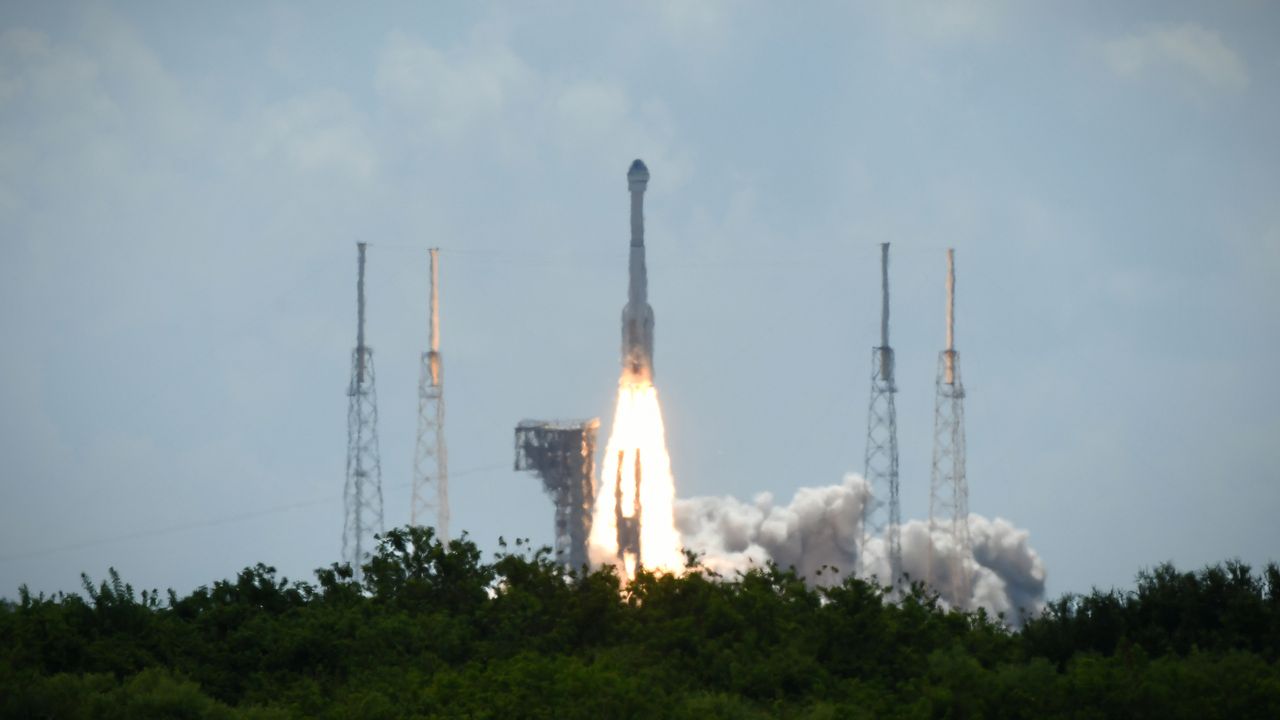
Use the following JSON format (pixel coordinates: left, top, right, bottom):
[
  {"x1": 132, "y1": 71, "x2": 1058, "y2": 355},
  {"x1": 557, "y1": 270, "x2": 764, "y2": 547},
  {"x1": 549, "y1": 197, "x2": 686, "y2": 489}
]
[{"x1": 674, "y1": 474, "x2": 1046, "y2": 621}]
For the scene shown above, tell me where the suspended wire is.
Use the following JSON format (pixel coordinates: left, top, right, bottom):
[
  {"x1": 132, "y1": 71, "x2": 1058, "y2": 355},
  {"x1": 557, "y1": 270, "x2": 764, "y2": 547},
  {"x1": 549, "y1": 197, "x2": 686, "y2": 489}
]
[
  {"x1": 360, "y1": 239, "x2": 967, "y2": 275},
  {"x1": 0, "y1": 463, "x2": 512, "y2": 564}
]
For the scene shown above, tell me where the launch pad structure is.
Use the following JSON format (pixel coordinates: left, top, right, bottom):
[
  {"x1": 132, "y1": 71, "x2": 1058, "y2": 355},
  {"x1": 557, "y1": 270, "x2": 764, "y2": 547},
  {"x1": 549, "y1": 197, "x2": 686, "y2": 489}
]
[
  {"x1": 928, "y1": 248, "x2": 972, "y2": 608},
  {"x1": 514, "y1": 419, "x2": 600, "y2": 570}
]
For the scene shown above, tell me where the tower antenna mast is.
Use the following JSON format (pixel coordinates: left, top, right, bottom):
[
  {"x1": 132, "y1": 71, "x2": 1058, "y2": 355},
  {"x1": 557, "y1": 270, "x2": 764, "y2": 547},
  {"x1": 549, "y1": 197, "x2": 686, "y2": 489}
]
[
  {"x1": 344, "y1": 242, "x2": 385, "y2": 580},
  {"x1": 863, "y1": 242, "x2": 902, "y2": 586},
  {"x1": 928, "y1": 248, "x2": 972, "y2": 608},
  {"x1": 413, "y1": 248, "x2": 449, "y2": 541}
]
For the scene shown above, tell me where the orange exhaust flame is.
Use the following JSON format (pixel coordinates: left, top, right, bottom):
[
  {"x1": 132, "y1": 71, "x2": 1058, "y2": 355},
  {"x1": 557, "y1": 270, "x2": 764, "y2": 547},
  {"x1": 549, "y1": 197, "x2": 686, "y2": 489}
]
[{"x1": 589, "y1": 379, "x2": 684, "y2": 579}]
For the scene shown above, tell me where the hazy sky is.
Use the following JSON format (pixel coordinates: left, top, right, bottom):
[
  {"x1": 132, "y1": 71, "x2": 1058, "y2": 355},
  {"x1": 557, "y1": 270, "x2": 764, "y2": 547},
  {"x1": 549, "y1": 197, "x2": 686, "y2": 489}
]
[{"x1": 2, "y1": 1, "x2": 1277, "y2": 600}]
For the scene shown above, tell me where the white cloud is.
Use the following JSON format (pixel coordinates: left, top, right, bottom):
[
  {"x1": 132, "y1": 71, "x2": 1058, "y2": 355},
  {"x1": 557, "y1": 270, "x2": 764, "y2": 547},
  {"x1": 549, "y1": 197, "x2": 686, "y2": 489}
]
[
  {"x1": 1103, "y1": 22, "x2": 1248, "y2": 92},
  {"x1": 879, "y1": 0, "x2": 1011, "y2": 41},
  {"x1": 372, "y1": 30, "x2": 691, "y2": 190},
  {"x1": 253, "y1": 91, "x2": 376, "y2": 181},
  {"x1": 655, "y1": 0, "x2": 732, "y2": 47},
  {"x1": 375, "y1": 30, "x2": 534, "y2": 139},
  {"x1": 555, "y1": 81, "x2": 630, "y2": 133}
]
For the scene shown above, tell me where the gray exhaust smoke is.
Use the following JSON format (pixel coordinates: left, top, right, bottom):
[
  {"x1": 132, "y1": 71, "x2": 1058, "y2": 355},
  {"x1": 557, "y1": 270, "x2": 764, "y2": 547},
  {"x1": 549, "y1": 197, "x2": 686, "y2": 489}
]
[{"x1": 674, "y1": 474, "x2": 1046, "y2": 621}]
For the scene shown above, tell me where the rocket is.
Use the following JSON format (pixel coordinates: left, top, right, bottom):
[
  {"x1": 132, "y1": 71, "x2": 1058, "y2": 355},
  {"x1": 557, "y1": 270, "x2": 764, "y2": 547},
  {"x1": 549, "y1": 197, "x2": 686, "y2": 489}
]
[{"x1": 622, "y1": 159, "x2": 655, "y2": 383}]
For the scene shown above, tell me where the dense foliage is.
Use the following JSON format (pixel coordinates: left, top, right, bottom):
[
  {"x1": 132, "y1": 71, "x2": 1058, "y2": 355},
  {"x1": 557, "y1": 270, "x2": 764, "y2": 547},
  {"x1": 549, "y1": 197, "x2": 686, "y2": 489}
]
[{"x1": 2, "y1": 527, "x2": 1278, "y2": 718}]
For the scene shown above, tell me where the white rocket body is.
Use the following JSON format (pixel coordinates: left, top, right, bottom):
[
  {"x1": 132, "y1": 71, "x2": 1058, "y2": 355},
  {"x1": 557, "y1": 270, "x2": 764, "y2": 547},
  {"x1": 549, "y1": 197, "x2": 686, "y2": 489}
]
[{"x1": 622, "y1": 159, "x2": 654, "y2": 383}]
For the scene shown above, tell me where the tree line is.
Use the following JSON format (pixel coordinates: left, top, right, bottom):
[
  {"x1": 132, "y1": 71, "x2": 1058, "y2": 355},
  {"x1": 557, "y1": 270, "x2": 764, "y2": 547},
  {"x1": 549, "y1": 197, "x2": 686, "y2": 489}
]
[{"x1": 2, "y1": 526, "x2": 1278, "y2": 718}]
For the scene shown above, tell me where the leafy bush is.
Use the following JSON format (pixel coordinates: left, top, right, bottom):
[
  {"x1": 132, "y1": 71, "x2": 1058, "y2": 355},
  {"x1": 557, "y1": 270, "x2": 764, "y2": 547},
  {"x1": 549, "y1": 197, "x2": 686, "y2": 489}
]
[{"x1": 1, "y1": 527, "x2": 1277, "y2": 718}]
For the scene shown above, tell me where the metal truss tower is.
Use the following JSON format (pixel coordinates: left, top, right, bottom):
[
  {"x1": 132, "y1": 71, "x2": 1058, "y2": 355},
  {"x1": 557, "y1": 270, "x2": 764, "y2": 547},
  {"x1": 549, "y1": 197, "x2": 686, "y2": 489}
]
[
  {"x1": 412, "y1": 248, "x2": 449, "y2": 541},
  {"x1": 928, "y1": 248, "x2": 972, "y2": 609},
  {"x1": 514, "y1": 419, "x2": 600, "y2": 571},
  {"x1": 863, "y1": 242, "x2": 902, "y2": 586},
  {"x1": 344, "y1": 242, "x2": 384, "y2": 580}
]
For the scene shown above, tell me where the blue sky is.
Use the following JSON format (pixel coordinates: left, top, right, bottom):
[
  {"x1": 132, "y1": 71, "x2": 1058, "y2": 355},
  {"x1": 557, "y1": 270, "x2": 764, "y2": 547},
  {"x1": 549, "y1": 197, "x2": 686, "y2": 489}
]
[{"x1": 1, "y1": 1, "x2": 1277, "y2": 599}]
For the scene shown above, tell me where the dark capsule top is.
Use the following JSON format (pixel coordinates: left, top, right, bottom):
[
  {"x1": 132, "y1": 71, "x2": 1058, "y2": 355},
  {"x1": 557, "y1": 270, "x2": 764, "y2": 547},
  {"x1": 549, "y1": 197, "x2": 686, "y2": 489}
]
[{"x1": 627, "y1": 159, "x2": 650, "y2": 187}]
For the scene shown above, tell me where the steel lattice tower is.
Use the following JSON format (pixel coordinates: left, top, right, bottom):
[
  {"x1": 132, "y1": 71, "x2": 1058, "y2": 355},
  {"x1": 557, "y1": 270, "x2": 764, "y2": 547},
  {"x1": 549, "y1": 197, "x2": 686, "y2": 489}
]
[
  {"x1": 344, "y1": 242, "x2": 384, "y2": 580},
  {"x1": 928, "y1": 248, "x2": 972, "y2": 609},
  {"x1": 863, "y1": 242, "x2": 902, "y2": 587},
  {"x1": 412, "y1": 248, "x2": 449, "y2": 541}
]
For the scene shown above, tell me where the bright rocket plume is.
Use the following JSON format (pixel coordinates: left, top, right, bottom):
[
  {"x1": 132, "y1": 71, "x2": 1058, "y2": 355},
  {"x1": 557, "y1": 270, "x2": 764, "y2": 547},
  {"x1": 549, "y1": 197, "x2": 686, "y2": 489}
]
[
  {"x1": 588, "y1": 160, "x2": 685, "y2": 579},
  {"x1": 589, "y1": 383, "x2": 684, "y2": 577}
]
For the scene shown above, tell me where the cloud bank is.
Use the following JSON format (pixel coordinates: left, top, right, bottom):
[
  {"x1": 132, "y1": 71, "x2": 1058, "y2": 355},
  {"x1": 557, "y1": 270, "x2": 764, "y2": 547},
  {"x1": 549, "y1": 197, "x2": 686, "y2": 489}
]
[{"x1": 1103, "y1": 22, "x2": 1248, "y2": 92}]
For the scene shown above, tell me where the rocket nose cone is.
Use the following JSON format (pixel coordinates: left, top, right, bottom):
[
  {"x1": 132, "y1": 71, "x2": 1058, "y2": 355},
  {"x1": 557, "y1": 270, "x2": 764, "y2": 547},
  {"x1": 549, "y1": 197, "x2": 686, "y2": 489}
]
[{"x1": 627, "y1": 159, "x2": 650, "y2": 186}]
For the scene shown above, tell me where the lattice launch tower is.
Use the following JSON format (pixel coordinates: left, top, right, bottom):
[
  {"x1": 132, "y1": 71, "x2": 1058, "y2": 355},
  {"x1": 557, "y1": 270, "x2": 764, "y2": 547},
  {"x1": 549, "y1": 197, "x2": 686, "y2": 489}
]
[
  {"x1": 863, "y1": 242, "x2": 902, "y2": 586},
  {"x1": 928, "y1": 248, "x2": 972, "y2": 608},
  {"x1": 412, "y1": 248, "x2": 449, "y2": 541},
  {"x1": 344, "y1": 242, "x2": 384, "y2": 580}
]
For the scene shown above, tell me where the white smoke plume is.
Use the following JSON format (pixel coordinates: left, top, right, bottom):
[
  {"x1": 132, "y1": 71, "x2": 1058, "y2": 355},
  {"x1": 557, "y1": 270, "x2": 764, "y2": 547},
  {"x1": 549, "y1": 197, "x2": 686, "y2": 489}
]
[{"x1": 674, "y1": 474, "x2": 1047, "y2": 621}]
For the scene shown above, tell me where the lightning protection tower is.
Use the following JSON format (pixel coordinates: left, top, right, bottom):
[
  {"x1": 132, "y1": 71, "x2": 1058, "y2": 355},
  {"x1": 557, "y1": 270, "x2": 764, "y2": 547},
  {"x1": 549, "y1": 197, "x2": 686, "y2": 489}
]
[
  {"x1": 344, "y1": 242, "x2": 385, "y2": 581},
  {"x1": 927, "y1": 248, "x2": 972, "y2": 609},
  {"x1": 412, "y1": 248, "x2": 449, "y2": 542},
  {"x1": 514, "y1": 419, "x2": 600, "y2": 570},
  {"x1": 863, "y1": 242, "x2": 902, "y2": 587}
]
